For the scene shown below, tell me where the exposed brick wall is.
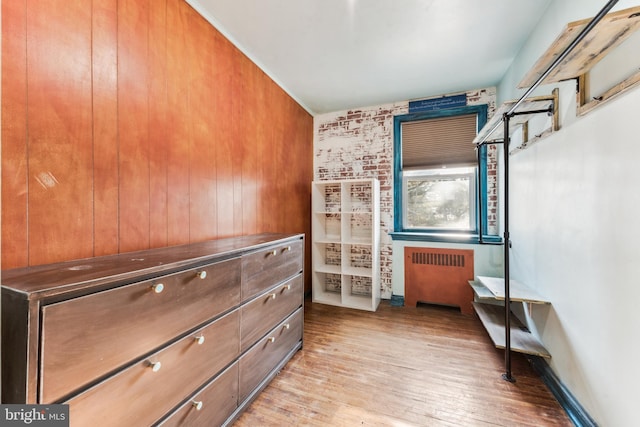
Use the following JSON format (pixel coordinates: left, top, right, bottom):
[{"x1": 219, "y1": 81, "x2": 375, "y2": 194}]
[
  {"x1": 468, "y1": 89, "x2": 499, "y2": 235},
  {"x1": 314, "y1": 88, "x2": 497, "y2": 298},
  {"x1": 486, "y1": 144, "x2": 499, "y2": 233}
]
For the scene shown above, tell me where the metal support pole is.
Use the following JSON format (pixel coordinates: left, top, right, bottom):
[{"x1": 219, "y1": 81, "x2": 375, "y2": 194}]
[
  {"x1": 502, "y1": 113, "x2": 514, "y2": 383},
  {"x1": 477, "y1": 144, "x2": 484, "y2": 243},
  {"x1": 510, "y1": 107, "x2": 554, "y2": 117},
  {"x1": 478, "y1": 0, "x2": 620, "y2": 383}
]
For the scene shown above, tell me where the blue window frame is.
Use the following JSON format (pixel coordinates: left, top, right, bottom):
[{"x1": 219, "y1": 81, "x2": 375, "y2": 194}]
[{"x1": 391, "y1": 104, "x2": 499, "y2": 243}]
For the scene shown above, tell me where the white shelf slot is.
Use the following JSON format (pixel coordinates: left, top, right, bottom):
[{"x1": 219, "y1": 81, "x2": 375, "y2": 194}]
[
  {"x1": 343, "y1": 212, "x2": 373, "y2": 244},
  {"x1": 313, "y1": 212, "x2": 341, "y2": 242}
]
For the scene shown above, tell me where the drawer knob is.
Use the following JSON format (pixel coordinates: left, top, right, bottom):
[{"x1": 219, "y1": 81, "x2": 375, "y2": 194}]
[
  {"x1": 152, "y1": 283, "x2": 164, "y2": 294},
  {"x1": 149, "y1": 361, "x2": 162, "y2": 372},
  {"x1": 267, "y1": 336, "x2": 276, "y2": 343},
  {"x1": 270, "y1": 250, "x2": 277, "y2": 256},
  {"x1": 194, "y1": 335, "x2": 205, "y2": 345},
  {"x1": 283, "y1": 323, "x2": 290, "y2": 330},
  {"x1": 269, "y1": 293, "x2": 277, "y2": 300},
  {"x1": 283, "y1": 284, "x2": 291, "y2": 291},
  {"x1": 285, "y1": 245, "x2": 292, "y2": 251},
  {"x1": 192, "y1": 401, "x2": 203, "y2": 411},
  {"x1": 196, "y1": 270, "x2": 207, "y2": 280}
]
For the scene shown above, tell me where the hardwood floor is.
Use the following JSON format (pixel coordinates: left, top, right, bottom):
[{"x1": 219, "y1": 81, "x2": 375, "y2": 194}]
[{"x1": 234, "y1": 300, "x2": 572, "y2": 426}]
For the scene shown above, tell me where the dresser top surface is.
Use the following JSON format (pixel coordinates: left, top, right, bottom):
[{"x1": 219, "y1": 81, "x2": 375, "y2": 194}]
[{"x1": 1, "y1": 233, "x2": 303, "y2": 300}]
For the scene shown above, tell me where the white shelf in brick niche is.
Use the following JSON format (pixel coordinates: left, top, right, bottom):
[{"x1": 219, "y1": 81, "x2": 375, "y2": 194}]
[{"x1": 311, "y1": 179, "x2": 381, "y2": 311}]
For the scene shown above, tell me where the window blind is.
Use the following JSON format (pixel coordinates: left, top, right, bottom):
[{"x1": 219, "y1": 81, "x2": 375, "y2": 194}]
[{"x1": 401, "y1": 114, "x2": 477, "y2": 168}]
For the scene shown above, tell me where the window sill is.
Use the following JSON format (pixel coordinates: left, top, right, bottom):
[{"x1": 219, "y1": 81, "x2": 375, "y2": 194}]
[{"x1": 389, "y1": 231, "x2": 503, "y2": 245}]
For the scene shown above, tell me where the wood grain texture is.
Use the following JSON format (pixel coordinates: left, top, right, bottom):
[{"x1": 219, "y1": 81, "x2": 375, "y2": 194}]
[
  {"x1": 0, "y1": 292, "x2": 30, "y2": 403},
  {"x1": 2, "y1": 233, "x2": 304, "y2": 416},
  {"x1": 118, "y1": 0, "x2": 150, "y2": 253},
  {"x1": 237, "y1": 55, "x2": 258, "y2": 236},
  {"x1": 186, "y1": 6, "x2": 216, "y2": 242},
  {"x1": 238, "y1": 309, "x2": 303, "y2": 402},
  {"x1": 1, "y1": 0, "x2": 313, "y2": 277},
  {"x1": 165, "y1": 0, "x2": 191, "y2": 247},
  {"x1": 66, "y1": 310, "x2": 240, "y2": 426},
  {"x1": 148, "y1": 0, "x2": 169, "y2": 249},
  {"x1": 26, "y1": 0, "x2": 94, "y2": 265},
  {"x1": 158, "y1": 362, "x2": 239, "y2": 427},
  {"x1": 240, "y1": 275, "x2": 303, "y2": 351},
  {"x1": 1, "y1": 233, "x2": 302, "y2": 298},
  {"x1": 40, "y1": 257, "x2": 241, "y2": 402},
  {"x1": 231, "y1": 48, "x2": 245, "y2": 237},
  {"x1": 214, "y1": 32, "x2": 235, "y2": 238},
  {"x1": 473, "y1": 302, "x2": 550, "y2": 358},
  {"x1": 255, "y1": 71, "x2": 271, "y2": 234},
  {"x1": 241, "y1": 240, "x2": 304, "y2": 300},
  {"x1": 476, "y1": 276, "x2": 550, "y2": 304},
  {"x1": 473, "y1": 95, "x2": 556, "y2": 144},
  {"x1": 518, "y1": 5, "x2": 640, "y2": 88},
  {"x1": 1, "y1": 0, "x2": 29, "y2": 268},
  {"x1": 578, "y1": 69, "x2": 640, "y2": 116},
  {"x1": 92, "y1": 0, "x2": 119, "y2": 257},
  {"x1": 235, "y1": 301, "x2": 573, "y2": 427}
]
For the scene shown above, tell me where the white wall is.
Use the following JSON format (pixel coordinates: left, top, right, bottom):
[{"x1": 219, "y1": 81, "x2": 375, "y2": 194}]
[
  {"x1": 0, "y1": 0, "x2": 3, "y2": 402},
  {"x1": 498, "y1": 1, "x2": 640, "y2": 425}
]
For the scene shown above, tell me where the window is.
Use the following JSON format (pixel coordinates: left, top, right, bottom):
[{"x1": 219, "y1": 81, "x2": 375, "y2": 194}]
[
  {"x1": 392, "y1": 104, "x2": 494, "y2": 242},
  {"x1": 402, "y1": 166, "x2": 476, "y2": 230}
]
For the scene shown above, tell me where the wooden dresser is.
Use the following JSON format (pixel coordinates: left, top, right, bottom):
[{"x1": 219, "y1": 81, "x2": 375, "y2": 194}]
[{"x1": 1, "y1": 233, "x2": 304, "y2": 426}]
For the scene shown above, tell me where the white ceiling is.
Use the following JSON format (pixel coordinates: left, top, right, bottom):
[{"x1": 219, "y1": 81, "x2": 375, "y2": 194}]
[{"x1": 187, "y1": 0, "x2": 553, "y2": 115}]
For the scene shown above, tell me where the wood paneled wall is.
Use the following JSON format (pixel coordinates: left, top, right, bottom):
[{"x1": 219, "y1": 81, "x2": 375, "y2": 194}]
[{"x1": 1, "y1": 0, "x2": 313, "y2": 284}]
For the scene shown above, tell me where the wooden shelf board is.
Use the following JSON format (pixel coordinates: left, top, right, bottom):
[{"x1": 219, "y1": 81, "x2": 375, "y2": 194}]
[
  {"x1": 476, "y1": 276, "x2": 550, "y2": 304},
  {"x1": 473, "y1": 302, "x2": 551, "y2": 358},
  {"x1": 469, "y1": 280, "x2": 496, "y2": 300},
  {"x1": 473, "y1": 96, "x2": 555, "y2": 144},
  {"x1": 578, "y1": 69, "x2": 640, "y2": 116},
  {"x1": 519, "y1": 5, "x2": 640, "y2": 88}
]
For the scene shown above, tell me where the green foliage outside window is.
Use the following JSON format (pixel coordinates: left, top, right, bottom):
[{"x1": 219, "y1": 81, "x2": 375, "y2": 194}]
[{"x1": 406, "y1": 176, "x2": 471, "y2": 229}]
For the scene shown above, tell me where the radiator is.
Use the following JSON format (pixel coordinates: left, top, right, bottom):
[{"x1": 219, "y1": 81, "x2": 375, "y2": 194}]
[{"x1": 404, "y1": 247, "x2": 474, "y2": 314}]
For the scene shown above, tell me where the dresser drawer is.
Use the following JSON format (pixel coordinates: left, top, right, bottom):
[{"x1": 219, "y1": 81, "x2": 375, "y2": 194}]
[
  {"x1": 239, "y1": 308, "x2": 303, "y2": 402},
  {"x1": 40, "y1": 257, "x2": 241, "y2": 403},
  {"x1": 241, "y1": 239, "x2": 303, "y2": 300},
  {"x1": 66, "y1": 310, "x2": 240, "y2": 427},
  {"x1": 158, "y1": 362, "x2": 239, "y2": 427},
  {"x1": 240, "y1": 274, "x2": 303, "y2": 352}
]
